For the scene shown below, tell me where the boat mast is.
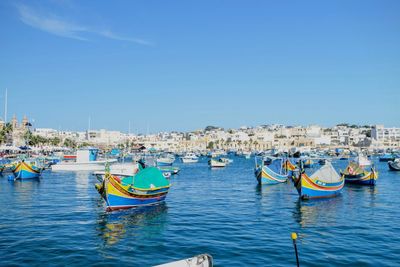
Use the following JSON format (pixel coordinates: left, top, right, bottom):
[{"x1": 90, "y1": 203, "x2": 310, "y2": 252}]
[
  {"x1": 88, "y1": 116, "x2": 91, "y2": 141},
  {"x1": 4, "y1": 88, "x2": 7, "y2": 123}
]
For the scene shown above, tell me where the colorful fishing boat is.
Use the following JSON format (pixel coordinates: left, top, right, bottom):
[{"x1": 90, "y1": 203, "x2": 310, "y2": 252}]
[
  {"x1": 340, "y1": 161, "x2": 378, "y2": 185},
  {"x1": 293, "y1": 162, "x2": 344, "y2": 199},
  {"x1": 12, "y1": 161, "x2": 41, "y2": 180},
  {"x1": 95, "y1": 167, "x2": 170, "y2": 211},
  {"x1": 379, "y1": 154, "x2": 396, "y2": 162},
  {"x1": 255, "y1": 158, "x2": 288, "y2": 185},
  {"x1": 302, "y1": 159, "x2": 317, "y2": 168},
  {"x1": 388, "y1": 159, "x2": 400, "y2": 171}
]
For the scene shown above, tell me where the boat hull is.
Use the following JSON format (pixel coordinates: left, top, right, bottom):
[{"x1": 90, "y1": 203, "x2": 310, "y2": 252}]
[
  {"x1": 255, "y1": 166, "x2": 287, "y2": 185},
  {"x1": 13, "y1": 162, "x2": 41, "y2": 179},
  {"x1": 343, "y1": 171, "x2": 378, "y2": 185},
  {"x1": 296, "y1": 173, "x2": 344, "y2": 200},
  {"x1": 98, "y1": 174, "x2": 169, "y2": 211},
  {"x1": 388, "y1": 161, "x2": 400, "y2": 171},
  {"x1": 156, "y1": 161, "x2": 173, "y2": 166},
  {"x1": 51, "y1": 160, "x2": 116, "y2": 171},
  {"x1": 181, "y1": 158, "x2": 199, "y2": 163}
]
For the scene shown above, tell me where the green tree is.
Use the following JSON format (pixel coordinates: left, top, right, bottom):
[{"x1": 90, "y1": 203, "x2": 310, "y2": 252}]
[
  {"x1": 64, "y1": 138, "x2": 77, "y2": 148},
  {"x1": 50, "y1": 137, "x2": 61, "y2": 146},
  {"x1": 207, "y1": 141, "x2": 214, "y2": 150}
]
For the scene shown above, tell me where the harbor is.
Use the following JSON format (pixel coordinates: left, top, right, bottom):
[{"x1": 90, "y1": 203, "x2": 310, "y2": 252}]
[
  {"x1": 1, "y1": 154, "x2": 400, "y2": 266},
  {"x1": 1, "y1": 0, "x2": 400, "y2": 265}
]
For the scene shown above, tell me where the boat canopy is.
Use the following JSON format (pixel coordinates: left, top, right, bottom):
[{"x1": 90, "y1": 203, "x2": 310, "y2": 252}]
[
  {"x1": 122, "y1": 167, "x2": 170, "y2": 189},
  {"x1": 342, "y1": 161, "x2": 365, "y2": 175},
  {"x1": 310, "y1": 162, "x2": 341, "y2": 183}
]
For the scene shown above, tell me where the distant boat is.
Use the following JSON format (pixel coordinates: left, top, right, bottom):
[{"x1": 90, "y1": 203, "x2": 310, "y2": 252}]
[
  {"x1": 155, "y1": 254, "x2": 213, "y2": 267},
  {"x1": 208, "y1": 158, "x2": 226, "y2": 168},
  {"x1": 388, "y1": 159, "x2": 400, "y2": 171},
  {"x1": 12, "y1": 161, "x2": 41, "y2": 180},
  {"x1": 95, "y1": 167, "x2": 170, "y2": 211},
  {"x1": 181, "y1": 153, "x2": 199, "y2": 163},
  {"x1": 379, "y1": 154, "x2": 396, "y2": 162},
  {"x1": 52, "y1": 148, "x2": 116, "y2": 171},
  {"x1": 243, "y1": 151, "x2": 252, "y2": 159},
  {"x1": 156, "y1": 154, "x2": 175, "y2": 166},
  {"x1": 293, "y1": 162, "x2": 344, "y2": 199},
  {"x1": 354, "y1": 155, "x2": 371, "y2": 167},
  {"x1": 341, "y1": 161, "x2": 378, "y2": 185},
  {"x1": 158, "y1": 166, "x2": 180, "y2": 175},
  {"x1": 255, "y1": 157, "x2": 288, "y2": 185},
  {"x1": 302, "y1": 159, "x2": 317, "y2": 168}
]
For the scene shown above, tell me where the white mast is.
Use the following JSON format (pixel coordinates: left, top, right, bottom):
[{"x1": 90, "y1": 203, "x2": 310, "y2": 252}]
[
  {"x1": 88, "y1": 116, "x2": 91, "y2": 141},
  {"x1": 4, "y1": 88, "x2": 7, "y2": 123}
]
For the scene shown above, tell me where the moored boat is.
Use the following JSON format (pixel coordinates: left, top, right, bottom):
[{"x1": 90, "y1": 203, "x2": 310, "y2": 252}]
[
  {"x1": 293, "y1": 162, "x2": 344, "y2": 200},
  {"x1": 255, "y1": 157, "x2": 288, "y2": 185},
  {"x1": 379, "y1": 153, "x2": 396, "y2": 162},
  {"x1": 156, "y1": 154, "x2": 175, "y2": 166},
  {"x1": 95, "y1": 167, "x2": 171, "y2": 211},
  {"x1": 340, "y1": 161, "x2": 378, "y2": 185},
  {"x1": 181, "y1": 153, "x2": 199, "y2": 163},
  {"x1": 388, "y1": 159, "x2": 400, "y2": 171},
  {"x1": 155, "y1": 254, "x2": 213, "y2": 267},
  {"x1": 52, "y1": 148, "x2": 116, "y2": 171},
  {"x1": 12, "y1": 161, "x2": 41, "y2": 180},
  {"x1": 302, "y1": 159, "x2": 317, "y2": 168},
  {"x1": 208, "y1": 158, "x2": 226, "y2": 168}
]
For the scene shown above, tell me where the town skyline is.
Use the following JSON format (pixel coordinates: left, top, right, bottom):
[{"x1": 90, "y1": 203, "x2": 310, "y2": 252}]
[{"x1": 1, "y1": 0, "x2": 399, "y2": 131}]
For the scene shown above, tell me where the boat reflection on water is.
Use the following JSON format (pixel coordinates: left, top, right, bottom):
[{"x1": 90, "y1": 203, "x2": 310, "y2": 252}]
[
  {"x1": 345, "y1": 184, "x2": 378, "y2": 206},
  {"x1": 97, "y1": 203, "x2": 168, "y2": 246},
  {"x1": 292, "y1": 197, "x2": 344, "y2": 228}
]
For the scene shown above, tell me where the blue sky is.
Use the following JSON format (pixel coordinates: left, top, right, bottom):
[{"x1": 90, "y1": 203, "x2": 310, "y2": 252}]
[{"x1": 0, "y1": 0, "x2": 399, "y2": 133}]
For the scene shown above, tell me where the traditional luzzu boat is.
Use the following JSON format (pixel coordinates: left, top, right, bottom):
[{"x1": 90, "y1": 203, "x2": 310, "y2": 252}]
[
  {"x1": 255, "y1": 157, "x2": 288, "y2": 185},
  {"x1": 388, "y1": 159, "x2": 400, "y2": 171},
  {"x1": 302, "y1": 159, "x2": 317, "y2": 168},
  {"x1": 293, "y1": 162, "x2": 344, "y2": 200},
  {"x1": 12, "y1": 161, "x2": 41, "y2": 180},
  {"x1": 340, "y1": 161, "x2": 378, "y2": 185},
  {"x1": 95, "y1": 166, "x2": 171, "y2": 211}
]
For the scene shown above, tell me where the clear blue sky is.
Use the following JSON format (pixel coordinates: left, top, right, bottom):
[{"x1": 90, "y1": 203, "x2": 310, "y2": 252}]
[{"x1": 0, "y1": 0, "x2": 399, "y2": 133}]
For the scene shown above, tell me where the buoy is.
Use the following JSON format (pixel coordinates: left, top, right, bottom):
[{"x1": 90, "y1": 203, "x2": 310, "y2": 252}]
[{"x1": 291, "y1": 232, "x2": 300, "y2": 267}]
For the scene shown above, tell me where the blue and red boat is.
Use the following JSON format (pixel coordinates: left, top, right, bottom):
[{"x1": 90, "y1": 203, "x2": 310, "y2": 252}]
[
  {"x1": 293, "y1": 162, "x2": 344, "y2": 200},
  {"x1": 340, "y1": 161, "x2": 378, "y2": 185},
  {"x1": 255, "y1": 158, "x2": 289, "y2": 185}
]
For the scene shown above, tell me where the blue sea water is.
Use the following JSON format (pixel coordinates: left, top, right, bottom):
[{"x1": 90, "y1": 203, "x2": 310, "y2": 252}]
[{"x1": 1, "y1": 157, "x2": 400, "y2": 266}]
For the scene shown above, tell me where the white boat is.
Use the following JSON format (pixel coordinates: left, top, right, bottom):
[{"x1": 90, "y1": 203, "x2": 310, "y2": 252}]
[
  {"x1": 51, "y1": 148, "x2": 117, "y2": 171},
  {"x1": 389, "y1": 158, "x2": 400, "y2": 171},
  {"x1": 155, "y1": 254, "x2": 213, "y2": 267},
  {"x1": 209, "y1": 158, "x2": 227, "y2": 168},
  {"x1": 157, "y1": 154, "x2": 175, "y2": 166},
  {"x1": 181, "y1": 153, "x2": 199, "y2": 163},
  {"x1": 243, "y1": 151, "x2": 252, "y2": 159},
  {"x1": 355, "y1": 155, "x2": 371, "y2": 167},
  {"x1": 220, "y1": 158, "x2": 233, "y2": 164}
]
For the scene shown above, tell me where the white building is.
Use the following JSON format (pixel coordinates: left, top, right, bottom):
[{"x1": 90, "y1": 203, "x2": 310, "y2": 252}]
[{"x1": 371, "y1": 125, "x2": 400, "y2": 142}]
